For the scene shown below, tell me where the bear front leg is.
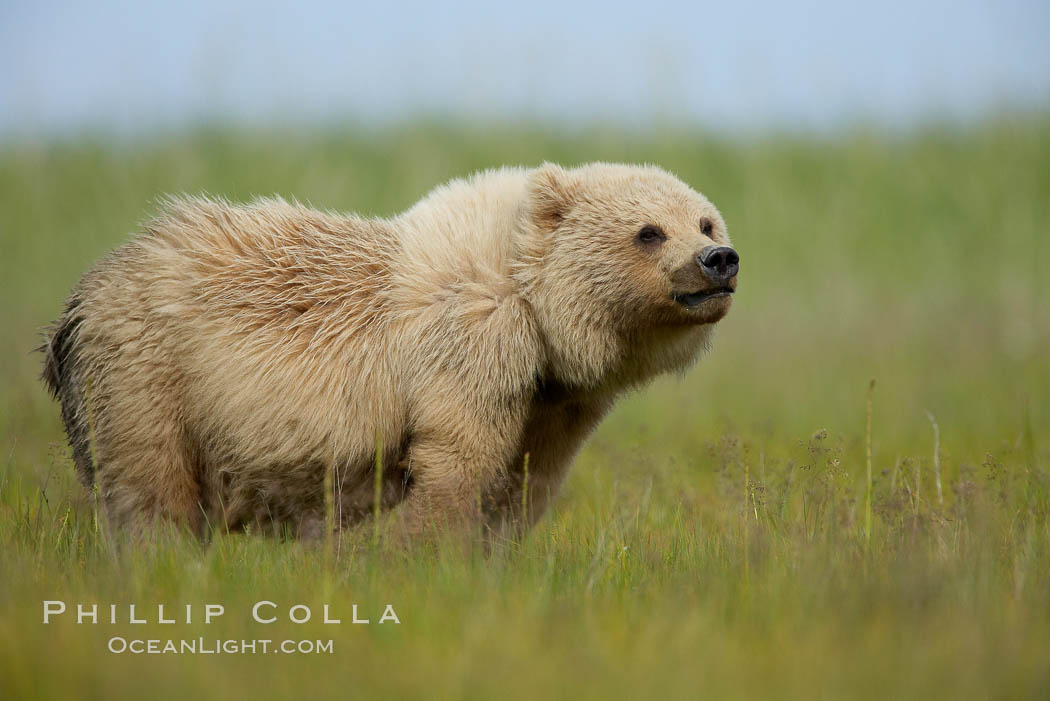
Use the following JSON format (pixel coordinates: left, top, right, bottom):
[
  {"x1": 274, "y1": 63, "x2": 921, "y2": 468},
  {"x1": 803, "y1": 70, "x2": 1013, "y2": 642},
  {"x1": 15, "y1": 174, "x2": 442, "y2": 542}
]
[
  {"x1": 388, "y1": 401, "x2": 528, "y2": 543},
  {"x1": 485, "y1": 397, "x2": 613, "y2": 540}
]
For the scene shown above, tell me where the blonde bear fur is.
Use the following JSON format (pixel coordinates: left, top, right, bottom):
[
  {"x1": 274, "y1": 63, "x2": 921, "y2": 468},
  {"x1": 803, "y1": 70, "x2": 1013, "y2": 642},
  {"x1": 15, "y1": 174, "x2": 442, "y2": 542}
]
[{"x1": 42, "y1": 163, "x2": 737, "y2": 541}]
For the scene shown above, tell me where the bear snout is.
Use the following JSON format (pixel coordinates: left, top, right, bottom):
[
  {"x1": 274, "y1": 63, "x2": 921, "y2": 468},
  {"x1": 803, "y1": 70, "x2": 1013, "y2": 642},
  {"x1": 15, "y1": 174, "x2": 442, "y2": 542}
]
[{"x1": 697, "y1": 246, "x2": 739, "y2": 283}]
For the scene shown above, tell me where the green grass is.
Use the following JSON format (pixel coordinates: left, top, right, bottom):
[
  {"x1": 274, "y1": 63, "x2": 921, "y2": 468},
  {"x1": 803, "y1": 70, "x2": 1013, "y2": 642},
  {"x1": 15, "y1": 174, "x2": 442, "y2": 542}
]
[{"x1": 1, "y1": 119, "x2": 1048, "y2": 699}]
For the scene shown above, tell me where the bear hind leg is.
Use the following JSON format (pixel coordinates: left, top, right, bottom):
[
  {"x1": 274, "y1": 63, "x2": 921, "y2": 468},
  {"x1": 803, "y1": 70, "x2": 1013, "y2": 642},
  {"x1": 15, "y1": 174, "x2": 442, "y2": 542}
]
[{"x1": 94, "y1": 413, "x2": 205, "y2": 540}]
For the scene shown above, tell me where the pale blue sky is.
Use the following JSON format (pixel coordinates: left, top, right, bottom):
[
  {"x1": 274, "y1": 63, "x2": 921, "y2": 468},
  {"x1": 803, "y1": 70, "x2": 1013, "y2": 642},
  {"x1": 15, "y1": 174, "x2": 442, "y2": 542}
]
[{"x1": 2, "y1": 0, "x2": 1048, "y2": 135}]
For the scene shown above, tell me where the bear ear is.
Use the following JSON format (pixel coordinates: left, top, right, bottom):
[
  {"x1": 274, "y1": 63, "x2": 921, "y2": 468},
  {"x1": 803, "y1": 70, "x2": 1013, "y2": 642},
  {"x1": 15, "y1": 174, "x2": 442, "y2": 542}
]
[{"x1": 526, "y1": 163, "x2": 578, "y2": 231}]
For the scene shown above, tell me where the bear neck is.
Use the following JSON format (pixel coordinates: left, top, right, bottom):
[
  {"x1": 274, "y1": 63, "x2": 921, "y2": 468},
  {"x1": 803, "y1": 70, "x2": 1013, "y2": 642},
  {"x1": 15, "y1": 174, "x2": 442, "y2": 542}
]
[{"x1": 534, "y1": 314, "x2": 714, "y2": 397}]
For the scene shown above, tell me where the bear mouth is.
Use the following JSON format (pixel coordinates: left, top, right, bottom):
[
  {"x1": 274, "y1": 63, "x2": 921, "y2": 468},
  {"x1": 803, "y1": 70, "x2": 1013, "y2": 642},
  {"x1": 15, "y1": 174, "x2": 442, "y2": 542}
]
[{"x1": 673, "y1": 287, "x2": 734, "y2": 307}]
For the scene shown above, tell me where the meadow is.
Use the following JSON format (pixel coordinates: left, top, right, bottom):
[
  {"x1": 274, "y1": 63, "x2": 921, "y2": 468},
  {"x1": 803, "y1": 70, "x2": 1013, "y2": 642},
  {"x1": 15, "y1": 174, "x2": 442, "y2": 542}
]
[{"x1": 0, "y1": 119, "x2": 1047, "y2": 699}]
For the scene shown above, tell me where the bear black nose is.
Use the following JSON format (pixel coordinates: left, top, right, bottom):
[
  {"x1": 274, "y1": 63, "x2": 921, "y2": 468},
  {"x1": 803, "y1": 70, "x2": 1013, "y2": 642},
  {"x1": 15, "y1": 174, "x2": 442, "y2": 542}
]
[{"x1": 698, "y1": 246, "x2": 739, "y2": 281}]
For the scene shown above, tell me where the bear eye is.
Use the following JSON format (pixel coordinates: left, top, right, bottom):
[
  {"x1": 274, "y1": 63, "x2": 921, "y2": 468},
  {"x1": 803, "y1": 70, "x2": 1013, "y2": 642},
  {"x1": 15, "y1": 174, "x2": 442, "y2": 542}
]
[
  {"x1": 636, "y1": 225, "x2": 666, "y2": 245},
  {"x1": 700, "y1": 218, "x2": 714, "y2": 236}
]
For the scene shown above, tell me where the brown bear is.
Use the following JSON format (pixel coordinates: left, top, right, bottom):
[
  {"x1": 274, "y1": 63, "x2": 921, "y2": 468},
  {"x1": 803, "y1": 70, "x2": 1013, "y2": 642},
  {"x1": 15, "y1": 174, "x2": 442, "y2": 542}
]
[{"x1": 42, "y1": 163, "x2": 739, "y2": 541}]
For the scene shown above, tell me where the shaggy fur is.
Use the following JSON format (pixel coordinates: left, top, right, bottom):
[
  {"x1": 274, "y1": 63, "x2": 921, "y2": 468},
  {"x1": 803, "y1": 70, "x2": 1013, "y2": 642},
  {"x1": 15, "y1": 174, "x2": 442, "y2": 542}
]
[{"x1": 42, "y1": 162, "x2": 737, "y2": 541}]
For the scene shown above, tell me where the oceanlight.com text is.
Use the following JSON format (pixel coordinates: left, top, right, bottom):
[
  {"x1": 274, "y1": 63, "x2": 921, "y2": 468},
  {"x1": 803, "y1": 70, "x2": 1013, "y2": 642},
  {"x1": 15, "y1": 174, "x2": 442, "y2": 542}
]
[{"x1": 107, "y1": 637, "x2": 334, "y2": 655}]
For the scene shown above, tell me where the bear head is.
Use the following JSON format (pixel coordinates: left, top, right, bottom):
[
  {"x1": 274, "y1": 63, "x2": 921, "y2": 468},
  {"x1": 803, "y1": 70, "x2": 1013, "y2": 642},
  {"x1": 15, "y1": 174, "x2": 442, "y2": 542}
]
[{"x1": 515, "y1": 162, "x2": 738, "y2": 391}]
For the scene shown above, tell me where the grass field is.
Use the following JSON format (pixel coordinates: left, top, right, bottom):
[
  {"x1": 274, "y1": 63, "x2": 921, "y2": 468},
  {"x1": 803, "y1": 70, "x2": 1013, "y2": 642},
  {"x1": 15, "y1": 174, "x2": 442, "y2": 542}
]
[{"x1": 1, "y1": 119, "x2": 1048, "y2": 699}]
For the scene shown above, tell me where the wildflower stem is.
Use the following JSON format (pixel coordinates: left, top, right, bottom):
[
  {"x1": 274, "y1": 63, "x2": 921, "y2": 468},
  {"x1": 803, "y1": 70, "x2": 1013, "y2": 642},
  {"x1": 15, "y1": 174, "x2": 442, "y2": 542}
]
[
  {"x1": 372, "y1": 432, "x2": 383, "y2": 547},
  {"x1": 865, "y1": 378, "x2": 875, "y2": 546}
]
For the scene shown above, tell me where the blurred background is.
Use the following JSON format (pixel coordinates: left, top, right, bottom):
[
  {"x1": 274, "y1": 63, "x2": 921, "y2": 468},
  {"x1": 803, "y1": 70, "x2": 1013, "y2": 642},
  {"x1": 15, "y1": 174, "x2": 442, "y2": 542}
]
[
  {"x1": 2, "y1": 3, "x2": 1050, "y2": 698},
  {"x1": 1, "y1": 0, "x2": 1047, "y2": 450},
  {"x1": 2, "y1": 0, "x2": 1048, "y2": 453},
  {"x1": 3, "y1": 0, "x2": 1049, "y2": 135}
]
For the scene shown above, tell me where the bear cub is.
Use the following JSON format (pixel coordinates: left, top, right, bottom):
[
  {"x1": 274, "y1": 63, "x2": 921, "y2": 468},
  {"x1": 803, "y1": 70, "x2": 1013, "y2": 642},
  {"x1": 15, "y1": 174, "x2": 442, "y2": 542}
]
[{"x1": 42, "y1": 163, "x2": 739, "y2": 541}]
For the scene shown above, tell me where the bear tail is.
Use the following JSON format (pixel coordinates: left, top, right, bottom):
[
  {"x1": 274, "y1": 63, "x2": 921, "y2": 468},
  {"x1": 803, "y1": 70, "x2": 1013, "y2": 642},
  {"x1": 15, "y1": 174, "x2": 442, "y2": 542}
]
[{"x1": 40, "y1": 300, "x2": 95, "y2": 486}]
